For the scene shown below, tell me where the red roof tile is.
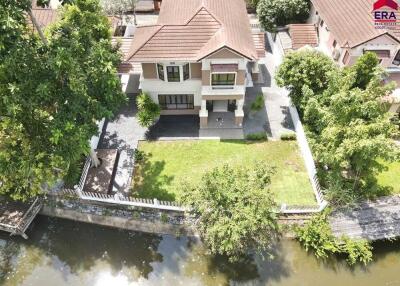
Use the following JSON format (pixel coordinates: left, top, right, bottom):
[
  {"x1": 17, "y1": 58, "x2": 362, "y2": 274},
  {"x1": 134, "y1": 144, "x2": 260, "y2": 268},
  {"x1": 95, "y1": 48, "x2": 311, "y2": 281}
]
[{"x1": 288, "y1": 24, "x2": 318, "y2": 49}]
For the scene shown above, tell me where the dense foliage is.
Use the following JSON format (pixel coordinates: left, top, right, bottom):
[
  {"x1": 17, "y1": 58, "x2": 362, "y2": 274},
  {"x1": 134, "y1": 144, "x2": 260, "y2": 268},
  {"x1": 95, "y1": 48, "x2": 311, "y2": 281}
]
[
  {"x1": 275, "y1": 49, "x2": 336, "y2": 110},
  {"x1": 257, "y1": 0, "x2": 309, "y2": 32},
  {"x1": 180, "y1": 164, "x2": 279, "y2": 262},
  {"x1": 277, "y1": 51, "x2": 399, "y2": 204},
  {"x1": 296, "y1": 212, "x2": 373, "y2": 265},
  {"x1": 136, "y1": 92, "x2": 160, "y2": 128},
  {"x1": 0, "y1": 0, "x2": 126, "y2": 200}
]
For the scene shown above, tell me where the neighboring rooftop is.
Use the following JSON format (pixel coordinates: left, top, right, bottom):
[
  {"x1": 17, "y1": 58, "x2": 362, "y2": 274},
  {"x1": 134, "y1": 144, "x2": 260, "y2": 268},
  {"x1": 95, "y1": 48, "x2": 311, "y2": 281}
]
[
  {"x1": 128, "y1": 0, "x2": 259, "y2": 62},
  {"x1": 312, "y1": 0, "x2": 400, "y2": 48},
  {"x1": 277, "y1": 24, "x2": 318, "y2": 53}
]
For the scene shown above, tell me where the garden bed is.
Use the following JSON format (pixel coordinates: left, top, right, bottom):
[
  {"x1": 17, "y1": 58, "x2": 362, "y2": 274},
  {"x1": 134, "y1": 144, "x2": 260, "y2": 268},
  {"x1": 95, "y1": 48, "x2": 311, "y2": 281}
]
[{"x1": 132, "y1": 140, "x2": 317, "y2": 206}]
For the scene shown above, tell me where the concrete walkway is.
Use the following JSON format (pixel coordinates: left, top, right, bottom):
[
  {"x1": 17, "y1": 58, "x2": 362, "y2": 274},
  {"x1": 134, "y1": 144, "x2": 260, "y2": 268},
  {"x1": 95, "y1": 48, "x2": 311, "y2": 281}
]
[
  {"x1": 98, "y1": 94, "x2": 147, "y2": 195},
  {"x1": 243, "y1": 32, "x2": 295, "y2": 140}
]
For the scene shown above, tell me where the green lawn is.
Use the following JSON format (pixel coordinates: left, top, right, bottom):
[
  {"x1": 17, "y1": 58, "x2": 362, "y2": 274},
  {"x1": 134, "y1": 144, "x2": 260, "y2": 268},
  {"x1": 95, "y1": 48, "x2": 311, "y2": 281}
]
[
  {"x1": 377, "y1": 161, "x2": 400, "y2": 194},
  {"x1": 132, "y1": 140, "x2": 317, "y2": 206}
]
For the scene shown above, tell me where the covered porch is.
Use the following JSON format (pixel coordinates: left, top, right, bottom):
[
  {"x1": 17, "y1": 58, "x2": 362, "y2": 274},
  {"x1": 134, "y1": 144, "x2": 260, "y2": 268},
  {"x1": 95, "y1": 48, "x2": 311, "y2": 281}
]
[{"x1": 199, "y1": 98, "x2": 245, "y2": 129}]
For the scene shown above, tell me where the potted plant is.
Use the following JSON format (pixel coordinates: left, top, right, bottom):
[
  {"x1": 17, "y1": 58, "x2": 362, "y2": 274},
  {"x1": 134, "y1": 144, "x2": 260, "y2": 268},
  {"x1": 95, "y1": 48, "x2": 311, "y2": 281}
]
[
  {"x1": 249, "y1": 92, "x2": 265, "y2": 119},
  {"x1": 136, "y1": 92, "x2": 161, "y2": 127}
]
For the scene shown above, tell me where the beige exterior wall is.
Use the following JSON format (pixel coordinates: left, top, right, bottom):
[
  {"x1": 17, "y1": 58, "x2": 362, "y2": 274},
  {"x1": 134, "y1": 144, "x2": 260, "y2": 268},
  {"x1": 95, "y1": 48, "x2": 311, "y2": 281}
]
[
  {"x1": 160, "y1": 107, "x2": 200, "y2": 115},
  {"x1": 206, "y1": 48, "x2": 243, "y2": 59},
  {"x1": 202, "y1": 94, "x2": 244, "y2": 100},
  {"x1": 236, "y1": 70, "x2": 246, "y2": 85},
  {"x1": 142, "y1": 63, "x2": 157, "y2": 79},
  {"x1": 202, "y1": 70, "x2": 210, "y2": 85},
  {"x1": 190, "y1": 63, "x2": 202, "y2": 79}
]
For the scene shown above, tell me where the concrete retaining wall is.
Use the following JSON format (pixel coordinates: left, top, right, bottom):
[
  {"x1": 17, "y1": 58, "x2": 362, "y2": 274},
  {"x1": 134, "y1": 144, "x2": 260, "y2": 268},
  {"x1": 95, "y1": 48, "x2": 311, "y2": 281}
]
[{"x1": 42, "y1": 197, "x2": 197, "y2": 237}]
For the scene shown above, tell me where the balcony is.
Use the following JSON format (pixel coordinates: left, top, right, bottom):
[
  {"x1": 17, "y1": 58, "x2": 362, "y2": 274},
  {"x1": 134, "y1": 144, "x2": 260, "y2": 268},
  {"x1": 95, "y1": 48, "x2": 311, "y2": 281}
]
[{"x1": 201, "y1": 85, "x2": 246, "y2": 97}]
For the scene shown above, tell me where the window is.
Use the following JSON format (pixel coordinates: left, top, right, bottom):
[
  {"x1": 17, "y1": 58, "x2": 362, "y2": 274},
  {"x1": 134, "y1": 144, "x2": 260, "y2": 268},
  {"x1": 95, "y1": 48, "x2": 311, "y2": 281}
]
[
  {"x1": 342, "y1": 50, "x2": 350, "y2": 64},
  {"x1": 157, "y1": 64, "x2": 164, "y2": 81},
  {"x1": 211, "y1": 73, "x2": 236, "y2": 87},
  {"x1": 167, "y1": 66, "x2": 180, "y2": 82},
  {"x1": 183, "y1": 63, "x2": 190, "y2": 80},
  {"x1": 320, "y1": 20, "x2": 324, "y2": 27},
  {"x1": 332, "y1": 40, "x2": 337, "y2": 48},
  {"x1": 393, "y1": 50, "x2": 400, "y2": 65},
  {"x1": 158, "y1": 94, "x2": 194, "y2": 110},
  {"x1": 114, "y1": 25, "x2": 127, "y2": 36}
]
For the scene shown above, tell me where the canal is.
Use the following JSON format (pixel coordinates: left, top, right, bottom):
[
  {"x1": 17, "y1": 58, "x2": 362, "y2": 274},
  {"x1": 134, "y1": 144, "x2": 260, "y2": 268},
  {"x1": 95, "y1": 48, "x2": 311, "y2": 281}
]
[{"x1": 1, "y1": 216, "x2": 400, "y2": 286}]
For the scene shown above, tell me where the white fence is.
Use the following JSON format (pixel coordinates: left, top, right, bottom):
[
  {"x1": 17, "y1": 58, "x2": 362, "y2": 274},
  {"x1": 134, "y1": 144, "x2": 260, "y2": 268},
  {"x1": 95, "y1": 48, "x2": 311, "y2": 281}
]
[{"x1": 287, "y1": 98, "x2": 327, "y2": 210}]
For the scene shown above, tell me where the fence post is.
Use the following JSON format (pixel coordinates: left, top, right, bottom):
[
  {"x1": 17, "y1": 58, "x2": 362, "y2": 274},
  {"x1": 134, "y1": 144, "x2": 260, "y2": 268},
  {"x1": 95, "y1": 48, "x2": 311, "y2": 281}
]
[
  {"x1": 280, "y1": 203, "x2": 287, "y2": 213},
  {"x1": 154, "y1": 198, "x2": 159, "y2": 207}
]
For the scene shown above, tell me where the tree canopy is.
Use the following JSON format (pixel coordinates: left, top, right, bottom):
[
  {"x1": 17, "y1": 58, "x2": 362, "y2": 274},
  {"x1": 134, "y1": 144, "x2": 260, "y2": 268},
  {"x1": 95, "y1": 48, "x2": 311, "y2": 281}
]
[
  {"x1": 257, "y1": 0, "x2": 309, "y2": 32},
  {"x1": 0, "y1": 0, "x2": 126, "y2": 200},
  {"x1": 277, "y1": 50, "x2": 399, "y2": 204},
  {"x1": 180, "y1": 164, "x2": 279, "y2": 262}
]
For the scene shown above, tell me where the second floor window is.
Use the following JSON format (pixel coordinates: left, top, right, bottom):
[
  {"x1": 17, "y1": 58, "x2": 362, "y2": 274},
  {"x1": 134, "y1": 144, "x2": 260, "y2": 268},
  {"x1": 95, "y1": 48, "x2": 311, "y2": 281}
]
[
  {"x1": 211, "y1": 73, "x2": 236, "y2": 86},
  {"x1": 183, "y1": 63, "x2": 190, "y2": 80},
  {"x1": 167, "y1": 66, "x2": 180, "y2": 82},
  {"x1": 157, "y1": 64, "x2": 164, "y2": 81}
]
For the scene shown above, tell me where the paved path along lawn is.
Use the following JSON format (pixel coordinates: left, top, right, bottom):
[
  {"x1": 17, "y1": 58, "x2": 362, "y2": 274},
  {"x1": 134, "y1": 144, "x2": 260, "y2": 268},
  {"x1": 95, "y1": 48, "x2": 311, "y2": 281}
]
[{"x1": 132, "y1": 140, "x2": 317, "y2": 206}]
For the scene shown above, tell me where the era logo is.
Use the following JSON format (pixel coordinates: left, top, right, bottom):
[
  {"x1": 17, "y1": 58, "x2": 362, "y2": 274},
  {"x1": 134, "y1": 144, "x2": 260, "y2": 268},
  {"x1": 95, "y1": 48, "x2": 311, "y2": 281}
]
[{"x1": 373, "y1": 0, "x2": 399, "y2": 23}]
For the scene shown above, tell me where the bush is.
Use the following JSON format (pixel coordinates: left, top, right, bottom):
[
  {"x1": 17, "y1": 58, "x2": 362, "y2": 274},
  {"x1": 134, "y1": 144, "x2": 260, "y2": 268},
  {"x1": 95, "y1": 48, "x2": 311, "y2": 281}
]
[
  {"x1": 257, "y1": 0, "x2": 309, "y2": 32},
  {"x1": 246, "y1": 132, "x2": 268, "y2": 141},
  {"x1": 64, "y1": 158, "x2": 85, "y2": 188},
  {"x1": 133, "y1": 149, "x2": 145, "y2": 162},
  {"x1": 250, "y1": 93, "x2": 265, "y2": 112},
  {"x1": 136, "y1": 92, "x2": 160, "y2": 127},
  {"x1": 295, "y1": 212, "x2": 373, "y2": 265},
  {"x1": 280, "y1": 132, "x2": 296, "y2": 141}
]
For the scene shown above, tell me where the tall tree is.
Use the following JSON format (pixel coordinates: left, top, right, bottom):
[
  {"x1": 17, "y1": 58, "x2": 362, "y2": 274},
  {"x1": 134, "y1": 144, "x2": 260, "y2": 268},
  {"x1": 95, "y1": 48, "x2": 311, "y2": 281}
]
[
  {"x1": 180, "y1": 164, "x2": 279, "y2": 262},
  {"x1": 0, "y1": 0, "x2": 126, "y2": 200}
]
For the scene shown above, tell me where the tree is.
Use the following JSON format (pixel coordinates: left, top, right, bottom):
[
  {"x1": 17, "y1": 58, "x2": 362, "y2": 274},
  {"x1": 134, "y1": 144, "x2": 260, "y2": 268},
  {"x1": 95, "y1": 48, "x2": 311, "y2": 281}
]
[
  {"x1": 100, "y1": 0, "x2": 138, "y2": 27},
  {"x1": 304, "y1": 68, "x2": 399, "y2": 197},
  {"x1": 349, "y1": 51, "x2": 380, "y2": 89},
  {"x1": 257, "y1": 0, "x2": 309, "y2": 32},
  {"x1": 275, "y1": 49, "x2": 336, "y2": 110},
  {"x1": 0, "y1": 0, "x2": 126, "y2": 200},
  {"x1": 180, "y1": 164, "x2": 279, "y2": 262}
]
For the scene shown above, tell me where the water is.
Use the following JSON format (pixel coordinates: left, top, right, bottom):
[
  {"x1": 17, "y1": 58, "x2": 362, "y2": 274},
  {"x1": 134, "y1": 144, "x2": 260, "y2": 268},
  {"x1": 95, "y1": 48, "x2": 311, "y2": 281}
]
[{"x1": 1, "y1": 216, "x2": 400, "y2": 286}]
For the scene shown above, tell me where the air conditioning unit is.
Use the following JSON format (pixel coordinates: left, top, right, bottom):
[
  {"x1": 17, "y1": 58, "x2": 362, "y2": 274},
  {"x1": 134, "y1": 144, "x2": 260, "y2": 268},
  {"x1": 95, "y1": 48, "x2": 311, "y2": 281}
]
[{"x1": 332, "y1": 48, "x2": 341, "y2": 61}]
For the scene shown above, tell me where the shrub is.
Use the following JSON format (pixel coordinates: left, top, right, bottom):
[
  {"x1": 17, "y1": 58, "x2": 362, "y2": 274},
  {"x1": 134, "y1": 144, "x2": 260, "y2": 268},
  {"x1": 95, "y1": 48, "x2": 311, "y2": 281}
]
[
  {"x1": 246, "y1": 132, "x2": 268, "y2": 141},
  {"x1": 133, "y1": 149, "x2": 146, "y2": 162},
  {"x1": 280, "y1": 132, "x2": 296, "y2": 141},
  {"x1": 295, "y1": 212, "x2": 373, "y2": 265},
  {"x1": 250, "y1": 93, "x2": 265, "y2": 112},
  {"x1": 257, "y1": 0, "x2": 309, "y2": 32},
  {"x1": 137, "y1": 92, "x2": 160, "y2": 127}
]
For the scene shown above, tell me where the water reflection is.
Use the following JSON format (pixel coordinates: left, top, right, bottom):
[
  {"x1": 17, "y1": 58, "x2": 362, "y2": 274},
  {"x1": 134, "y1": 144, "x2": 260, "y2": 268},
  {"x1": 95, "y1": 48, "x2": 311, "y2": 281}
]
[{"x1": 1, "y1": 216, "x2": 400, "y2": 286}]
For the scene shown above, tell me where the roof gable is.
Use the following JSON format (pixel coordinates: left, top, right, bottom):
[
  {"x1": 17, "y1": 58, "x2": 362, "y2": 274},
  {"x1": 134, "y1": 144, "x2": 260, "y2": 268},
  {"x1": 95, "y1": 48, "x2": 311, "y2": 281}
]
[{"x1": 129, "y1": 0, "x2": 258, "y2": 62}]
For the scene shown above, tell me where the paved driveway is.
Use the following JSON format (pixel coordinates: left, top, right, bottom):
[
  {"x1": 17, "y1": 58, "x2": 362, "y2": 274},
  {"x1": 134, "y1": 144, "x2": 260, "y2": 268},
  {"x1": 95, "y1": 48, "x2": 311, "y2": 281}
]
[{"x1": 146, "y1": 115, "x2": 200, "y2": 140}]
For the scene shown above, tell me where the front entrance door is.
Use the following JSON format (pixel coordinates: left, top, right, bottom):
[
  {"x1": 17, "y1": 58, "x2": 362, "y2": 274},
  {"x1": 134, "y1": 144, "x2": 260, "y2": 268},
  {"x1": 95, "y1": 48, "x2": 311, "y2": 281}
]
[{"x1": 213, "y1": 100, "x2": 228, "y2": 112}]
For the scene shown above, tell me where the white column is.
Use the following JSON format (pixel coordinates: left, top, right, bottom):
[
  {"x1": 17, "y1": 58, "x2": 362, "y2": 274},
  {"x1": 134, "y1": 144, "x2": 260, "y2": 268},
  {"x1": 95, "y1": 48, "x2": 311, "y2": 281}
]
[
  {"x1": 235, "y1": 99, "x2": 244, "y2": 126},
  {"x1": 199, "y1": 100, "x2": 208, "y2": 128}
]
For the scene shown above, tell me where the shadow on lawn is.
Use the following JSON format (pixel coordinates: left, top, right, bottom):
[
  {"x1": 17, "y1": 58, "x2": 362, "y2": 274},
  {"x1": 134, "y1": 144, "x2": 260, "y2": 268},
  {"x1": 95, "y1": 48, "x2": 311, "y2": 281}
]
[{"x1": 132, "y1": 152, "x2": 175, "y2": 201}]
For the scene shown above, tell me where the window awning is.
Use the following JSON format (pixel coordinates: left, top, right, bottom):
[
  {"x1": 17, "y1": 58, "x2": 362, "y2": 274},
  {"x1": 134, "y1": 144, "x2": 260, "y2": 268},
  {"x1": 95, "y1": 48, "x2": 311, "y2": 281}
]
[{"x1": 211, "y1": 64, "x2": 238, "y2": 73}]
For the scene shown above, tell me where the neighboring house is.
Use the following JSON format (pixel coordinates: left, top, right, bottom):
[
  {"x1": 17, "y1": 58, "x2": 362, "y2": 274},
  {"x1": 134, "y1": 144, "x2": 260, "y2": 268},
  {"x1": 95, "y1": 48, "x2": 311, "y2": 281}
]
[
  {"x1": 28, "y1": 8, "x2": 138, "y2": 94},
  {"x1": 127, "y1": 0, "x2": 264, "y2": 128},
  {"x1": 307, "y1": 0, "x2": 400, "y2": 113}
]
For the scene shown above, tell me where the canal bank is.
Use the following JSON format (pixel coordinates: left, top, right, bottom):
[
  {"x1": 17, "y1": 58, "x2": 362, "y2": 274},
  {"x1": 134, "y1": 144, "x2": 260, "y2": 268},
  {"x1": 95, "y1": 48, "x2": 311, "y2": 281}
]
[{"x1": 2, "y1": 216, "x2": 400, "y2": 286}]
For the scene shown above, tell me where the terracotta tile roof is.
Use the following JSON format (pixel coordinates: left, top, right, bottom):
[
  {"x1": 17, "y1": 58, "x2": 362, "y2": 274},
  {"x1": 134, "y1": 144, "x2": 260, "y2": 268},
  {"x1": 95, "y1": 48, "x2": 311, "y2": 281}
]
[
  {"x1": 128, "y1": 0, "x2": 258, "y2": 62},
  {"x1": 288, "y1": 24, "x2": 318, "y2": 49},
  {"x1": 112, "y1": 37, "x2": 135, "y2": 61},
  {"x1": 252, "y1": 32, "x2": 266, "y2": 58},
  {"x1": 312, "y1": 0, "x2": 400, "y2": 48}
]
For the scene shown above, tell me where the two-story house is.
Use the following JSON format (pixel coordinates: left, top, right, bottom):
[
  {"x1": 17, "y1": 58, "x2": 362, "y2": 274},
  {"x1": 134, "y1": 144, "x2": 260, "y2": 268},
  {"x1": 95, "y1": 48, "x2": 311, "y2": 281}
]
[
  {"x1": 308, "y1": 0, "x2": 400, "y2": 114},
  {"x1": 127, "y1": 0, "x2": 263, "y2": 128}
]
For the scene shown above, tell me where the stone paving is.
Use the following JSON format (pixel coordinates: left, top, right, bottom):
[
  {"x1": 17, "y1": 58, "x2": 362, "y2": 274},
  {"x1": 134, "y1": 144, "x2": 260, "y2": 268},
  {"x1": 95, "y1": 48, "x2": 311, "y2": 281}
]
[
  {"x1": 98, "y1": 94, "x2": 147, "y2": 194},
  {"x1": 243, "y1": 33, "x2": 295, "y2": 140}
]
